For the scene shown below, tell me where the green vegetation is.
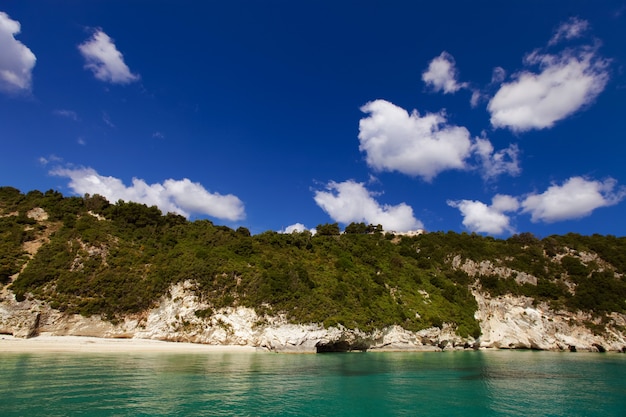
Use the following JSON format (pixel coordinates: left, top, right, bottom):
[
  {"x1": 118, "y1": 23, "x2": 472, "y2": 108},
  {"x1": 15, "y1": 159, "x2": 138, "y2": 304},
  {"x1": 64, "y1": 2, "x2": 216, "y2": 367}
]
[{"x1": 2, "y1": 187, "x2": 626, "y2": 337}]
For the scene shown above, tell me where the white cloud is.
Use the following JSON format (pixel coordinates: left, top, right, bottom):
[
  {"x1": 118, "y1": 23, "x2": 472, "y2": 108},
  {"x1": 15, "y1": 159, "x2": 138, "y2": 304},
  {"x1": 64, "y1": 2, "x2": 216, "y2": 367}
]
[
  {"x1": 521, "y1": 176, "x2": 626, "y2": 223},
  {"x1": 50, "y1": 166, "x2": 245, "y2": 221},
  {"x1": 422, "y1": 51, "x2": 467, "y2": 94},
  {"x1": 472, "y1": 138, "x2": 520, "y2": 180},
  {"x1": 358, "y1": 100, "x2": 518, "y2": 182},
  {"x1": 358, "y1": 99, "x2": 472, "y2": 181},
  {"x1": 448, "y1": 194, "x2": 519, "y2": 235},
  {"x1": 313, "y1": 180, "x2": 423, "y2": 233},
  {"x1": 492, "y1": 194, "x2": 521, "y2": 212},
  {"x1": 449, "y1": 177, "x2": 626, "y2": 234},
  {"x1": 0, "y1": 12, "x2": 36, "y2": 94},
  {"x1": 549, "y1": 17, "x2": 589, "y2": 46},
  {"x1": 78, "y1": 29, "x2": 139, "y2": 84},
  {"x1": 488, "y1": 26, "x2": 609, "y2": 131},
  {"x1": 280, "y1": 223, "x2": 311, "y2": 234}
]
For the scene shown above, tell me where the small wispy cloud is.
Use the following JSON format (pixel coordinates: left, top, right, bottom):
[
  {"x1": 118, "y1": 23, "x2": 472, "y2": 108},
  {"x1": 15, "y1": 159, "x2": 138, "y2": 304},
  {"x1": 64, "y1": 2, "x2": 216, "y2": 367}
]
[
  {"x1": 548, "y1": 17, "x2": 589, "y2": 46},
  {"x1": 78, "y1": 28, "x2": 139, "y2": 84},
  {"x1": 38, "y1": 155, "x2": 63, "y2": 166},
  {"x1": 53, "y1": 109, "x2": 79, "y2": 121},
  {"x1": 102, "y1": 111, "x2": 115, "y2": 128}
]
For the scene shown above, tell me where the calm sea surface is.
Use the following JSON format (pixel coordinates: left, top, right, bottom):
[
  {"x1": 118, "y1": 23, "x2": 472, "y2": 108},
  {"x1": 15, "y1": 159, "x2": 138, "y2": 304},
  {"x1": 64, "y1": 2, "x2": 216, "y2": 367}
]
[{"x1": 1, "y1": 350, "x2": 625, "y2": 416}]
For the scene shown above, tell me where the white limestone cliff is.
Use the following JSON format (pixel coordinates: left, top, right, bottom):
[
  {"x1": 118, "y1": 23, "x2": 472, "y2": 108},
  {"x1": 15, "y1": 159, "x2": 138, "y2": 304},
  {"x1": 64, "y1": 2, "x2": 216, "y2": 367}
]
[{"x1": 474, "y1": 291, "x2": 626, "y2": 352}]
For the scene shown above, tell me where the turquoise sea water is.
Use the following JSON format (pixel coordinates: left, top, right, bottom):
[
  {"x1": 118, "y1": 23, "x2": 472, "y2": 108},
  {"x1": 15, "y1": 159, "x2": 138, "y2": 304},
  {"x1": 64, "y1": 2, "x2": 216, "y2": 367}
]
[{"x1": 1, "y1": 350, "x2": 625, "y2": 416}]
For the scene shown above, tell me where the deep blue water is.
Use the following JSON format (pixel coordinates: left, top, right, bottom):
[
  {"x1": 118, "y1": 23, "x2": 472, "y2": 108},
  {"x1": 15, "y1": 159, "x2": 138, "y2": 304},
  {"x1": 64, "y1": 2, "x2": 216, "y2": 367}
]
[{"x1": 1, "y1": 350, "x2": 625, "y2": 416}]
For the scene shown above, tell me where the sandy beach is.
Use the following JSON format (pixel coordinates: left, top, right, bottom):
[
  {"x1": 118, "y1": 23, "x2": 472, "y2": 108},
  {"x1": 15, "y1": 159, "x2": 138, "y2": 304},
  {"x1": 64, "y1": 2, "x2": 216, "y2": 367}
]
[{"x1": 0, "y1": 334, "x2": 259, "y2": 353}]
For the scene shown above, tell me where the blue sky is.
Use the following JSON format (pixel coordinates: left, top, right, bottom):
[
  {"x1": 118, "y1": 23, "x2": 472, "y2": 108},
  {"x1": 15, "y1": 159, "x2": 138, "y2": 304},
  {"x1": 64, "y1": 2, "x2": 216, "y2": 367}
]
[{"x1": 1, "y1": 1, "x2": 626, "y2": 237}]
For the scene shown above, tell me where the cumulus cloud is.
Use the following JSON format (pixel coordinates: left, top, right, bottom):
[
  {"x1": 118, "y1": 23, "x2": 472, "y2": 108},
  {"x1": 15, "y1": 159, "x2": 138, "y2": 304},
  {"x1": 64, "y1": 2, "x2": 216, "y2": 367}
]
[
  {"x1": 472, "y1": 138, "x2": 520, "y2": 180},
  {"x1": 358, "y1": 100, "x2": 519, "y2": 182},
  {"x1": 50, "y1": 166, "x2": 245, "y2": 221},
  {"x1": 358, "y1": 99, "x2": 472, "y2": 181},
  {"x1": 313, "y1": 180, "x2": 423, "y2": 233},
  {"x1": 0, "y1": 12, "x2": 36, "y2": 94},
  {"x1": 549, "y1": 17, "x2": 589, "y2": 45},
  {"x1": 448, "y1": 194, "x2": 519, "y2": 235},
  {"x1": 78, "y1": 29, "x2": 139, "y2": 84},
  {"x1": 422, "y1": 52, "x2": 467, "y2": 94},
  {"x1": 449, "y1": 176, "x2": 626, "y2": 235},
  {"x1": 488, "y1": 20, "x2": 609, "y2": 131},
  {"x1": 521, "y1": 176, "x2": 626, "y2": 223},
  {"x1": 280, "y1": 223, "x2": 316, "y2": 234}
]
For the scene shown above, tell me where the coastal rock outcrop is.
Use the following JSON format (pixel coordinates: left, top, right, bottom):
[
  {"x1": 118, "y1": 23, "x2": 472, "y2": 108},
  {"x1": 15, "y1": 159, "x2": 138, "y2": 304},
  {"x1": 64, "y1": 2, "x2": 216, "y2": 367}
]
[
  {"x1": 2, "y1": 280, "x2": 625, "y2": 352},
  {"x1": 473, "y1": 291, "x2": 626, "y2": 352}
]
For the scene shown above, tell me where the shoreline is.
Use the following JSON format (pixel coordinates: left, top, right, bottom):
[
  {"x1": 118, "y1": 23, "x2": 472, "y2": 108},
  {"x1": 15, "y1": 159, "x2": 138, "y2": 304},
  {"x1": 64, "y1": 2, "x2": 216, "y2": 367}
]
[
  {"x1": 0, "y1": 334, "x2": 260, "y2": 354},
  {"x1": 2, "y1": 334, "x2": 621, "y2": 354}
]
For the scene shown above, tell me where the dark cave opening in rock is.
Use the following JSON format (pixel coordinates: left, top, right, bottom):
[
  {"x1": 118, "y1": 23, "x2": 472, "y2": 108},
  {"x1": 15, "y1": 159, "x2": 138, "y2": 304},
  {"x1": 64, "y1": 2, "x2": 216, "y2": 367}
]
[{"x1": 315, "y1": 341, "x2": 368, "y2": 353}]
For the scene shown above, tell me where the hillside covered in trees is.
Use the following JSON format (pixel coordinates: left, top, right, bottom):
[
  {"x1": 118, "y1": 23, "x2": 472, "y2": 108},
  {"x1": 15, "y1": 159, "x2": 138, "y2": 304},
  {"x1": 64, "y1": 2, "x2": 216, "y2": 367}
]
[{"x1": 2, "y1": 186, "x2": 626, "y2": 339}]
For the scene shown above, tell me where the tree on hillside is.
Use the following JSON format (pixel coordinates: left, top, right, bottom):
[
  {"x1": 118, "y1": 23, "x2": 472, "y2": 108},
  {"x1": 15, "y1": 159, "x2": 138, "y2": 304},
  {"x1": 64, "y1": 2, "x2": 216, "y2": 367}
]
[
  {"x1": 316, "y1": 223, "x2": 341, "y2": 236},
  {"x1": 345, "y1": 222, "x2": 368, "y2": 234},
  {"x1": 344, "y1": 222, "x2": 384, "y2": 234}
]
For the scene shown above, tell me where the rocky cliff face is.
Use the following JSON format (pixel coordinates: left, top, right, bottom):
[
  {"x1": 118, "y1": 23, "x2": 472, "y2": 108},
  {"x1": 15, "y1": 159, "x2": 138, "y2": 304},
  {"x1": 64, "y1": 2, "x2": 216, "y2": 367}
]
[
  {"x1": 2, "y1": 280, "x2": 624, "y2": 352},
  {"x1": 474, "y1": 291, "x2": 626, "y2": 352}
]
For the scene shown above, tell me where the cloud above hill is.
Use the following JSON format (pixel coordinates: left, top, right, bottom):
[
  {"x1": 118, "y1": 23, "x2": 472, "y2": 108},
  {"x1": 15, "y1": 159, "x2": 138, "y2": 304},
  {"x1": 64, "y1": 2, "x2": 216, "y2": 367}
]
[
  {"x1": 50, "y1": 166, "x2": 245, "y2": 221},
  {"x1": 448, "y1": 195, "x2": 519, "y2": 235},
  {"x1": 449, "y1": 176, "x2": 626, "y2": 233},
  {"x1": 521, "y1": 177, "x2": 626, "y2": 223},
  {"x1": 313, "y1": 180, "x2": 423, "y2": 232}
]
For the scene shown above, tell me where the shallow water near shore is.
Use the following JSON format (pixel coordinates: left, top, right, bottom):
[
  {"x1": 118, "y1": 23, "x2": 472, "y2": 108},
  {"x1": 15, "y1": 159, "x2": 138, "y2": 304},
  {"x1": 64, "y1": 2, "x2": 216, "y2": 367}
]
[{"x1": 1, "y1": 350, "x2": 625, "y2": 416}]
